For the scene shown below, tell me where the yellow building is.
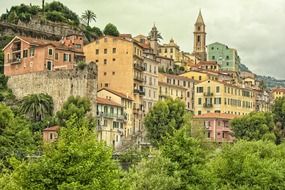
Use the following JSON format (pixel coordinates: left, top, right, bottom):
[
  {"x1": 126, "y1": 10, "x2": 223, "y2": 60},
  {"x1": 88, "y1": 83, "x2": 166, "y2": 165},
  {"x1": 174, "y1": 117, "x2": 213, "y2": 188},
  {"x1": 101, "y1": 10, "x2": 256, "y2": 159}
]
[
  {"x1": 159, "y1": 38, "x2": 180, "y2": 61},
  {"x1": 194, "y1": 79, "x2": 256, "y2": 116},
  {"x1": 84, "y1": 35, "x2": 145, "y2": 140},
  {"x1": 159, "y1": 73, "x2": 195, "y2": 111},
  {"x1": 272, "y1": 88, "x2": 285, "y2": 100},
  {"x1": 180, "y1": 70, "x2": 214, "y2": 81}
]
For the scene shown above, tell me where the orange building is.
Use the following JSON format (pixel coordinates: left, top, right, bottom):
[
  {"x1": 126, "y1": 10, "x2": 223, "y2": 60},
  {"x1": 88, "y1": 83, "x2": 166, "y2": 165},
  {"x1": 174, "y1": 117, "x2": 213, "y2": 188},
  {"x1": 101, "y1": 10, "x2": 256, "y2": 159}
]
[
  {"x1": 3, "y1": 35, "x2": 85, "y2": 76},
  {"x1": 43, "y1": 125, "x2": 60, "y2": 142}
]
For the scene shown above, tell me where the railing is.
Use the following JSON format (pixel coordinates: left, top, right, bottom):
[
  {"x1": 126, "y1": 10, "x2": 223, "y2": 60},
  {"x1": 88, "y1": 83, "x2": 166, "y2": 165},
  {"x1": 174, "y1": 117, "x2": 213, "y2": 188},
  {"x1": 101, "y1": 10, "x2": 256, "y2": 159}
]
[
  {"x1": 134, "y1": 75, "x2": 144, "y2": 82},
  {"x1": 97, "y1": 112, "x2": 126, "y2": 120},
  {"x1": 203, "y1": 103, "x2": 213, "y2": 108},
  {"x1": 8, "y1": 58, "x2": 22, "y2": 64},
  {"x1": 134, "y1": 63, "x2": 145, "y2": 71}
]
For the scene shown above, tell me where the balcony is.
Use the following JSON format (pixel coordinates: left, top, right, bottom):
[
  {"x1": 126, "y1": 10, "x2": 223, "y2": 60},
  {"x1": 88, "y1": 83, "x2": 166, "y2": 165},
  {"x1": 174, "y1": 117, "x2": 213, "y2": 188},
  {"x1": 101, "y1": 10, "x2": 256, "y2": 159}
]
[
  {"x1": 203, "y1": 103, "x2": 213, "y2": 108},
  {"x1": 134, "y1": 63, "x2": 145, "y2": 71},
  {"x1": 134, "y1": 75, "x2": 144, "y2": 82},
  {"x1": 97, "y1": 112, "x2": 126, "y2": 121},
  {"x1": 8, "y1": 58, "x2": 22, "y2": 65},
  {"x1": 203, "y1": 92, "x2": 214, "y2": 96}
]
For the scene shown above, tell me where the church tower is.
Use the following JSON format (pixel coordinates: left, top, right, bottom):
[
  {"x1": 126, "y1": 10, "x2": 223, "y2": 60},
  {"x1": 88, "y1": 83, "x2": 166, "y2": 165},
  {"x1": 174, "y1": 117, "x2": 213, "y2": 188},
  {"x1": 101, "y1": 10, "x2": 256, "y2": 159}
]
[
  {"x1": 193, "y1": 10, "x2": 207, "y2": 61},
  {"x1": 148, "y1": 24, "x2": 159, "y2": 55}
]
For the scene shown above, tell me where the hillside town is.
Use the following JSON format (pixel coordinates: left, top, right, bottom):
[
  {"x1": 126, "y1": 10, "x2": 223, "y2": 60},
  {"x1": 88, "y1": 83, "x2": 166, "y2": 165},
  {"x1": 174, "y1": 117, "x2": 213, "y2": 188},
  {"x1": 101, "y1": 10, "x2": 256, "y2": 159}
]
[{"x1": 1, "y1": 1, "x2": 285, "y2": 189}]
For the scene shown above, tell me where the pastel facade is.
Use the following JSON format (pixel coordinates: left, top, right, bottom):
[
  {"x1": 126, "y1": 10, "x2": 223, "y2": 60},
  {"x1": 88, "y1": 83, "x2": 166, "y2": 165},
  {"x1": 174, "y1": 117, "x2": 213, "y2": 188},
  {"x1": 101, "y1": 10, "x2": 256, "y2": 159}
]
[
  {"x1": 159, "y1": 73, "x2": 195, "y2": 111},
  {"x1": 96, "y1": 97, "x2": 126, "y2": 149},
  {"x1": 192, "y1": 113, "x2": 236, "y2": 143},
  {"x1": 194, "y1": 79, "x2": 256, "y2": 116},
  {"x1": 207, "y1": 42, "x2": 240, "y2": 72},
  {"x1": 272, "y1": 88, "x2": 285, "y2": 101},
  {"x1": 3, "y1": 35, "x2": 84, "y2": 76}
]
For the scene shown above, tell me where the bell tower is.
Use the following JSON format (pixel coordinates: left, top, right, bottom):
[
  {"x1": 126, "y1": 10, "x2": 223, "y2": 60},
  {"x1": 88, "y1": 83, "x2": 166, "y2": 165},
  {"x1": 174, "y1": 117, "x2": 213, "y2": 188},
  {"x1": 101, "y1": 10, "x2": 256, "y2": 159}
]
[{"x1": 193, "y1": 10, "x2": 207, "y2": 61}]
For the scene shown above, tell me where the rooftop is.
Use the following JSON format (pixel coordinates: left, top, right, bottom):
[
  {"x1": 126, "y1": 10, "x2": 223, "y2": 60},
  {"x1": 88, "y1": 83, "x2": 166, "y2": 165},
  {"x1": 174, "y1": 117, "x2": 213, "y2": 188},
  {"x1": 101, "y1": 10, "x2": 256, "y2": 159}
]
[
  {"x1": 98, "y1": 88, "x2": 133, "y2": 101},
  {"x1": 96, "y1": 97, "x2": 123, "y2": 107}
]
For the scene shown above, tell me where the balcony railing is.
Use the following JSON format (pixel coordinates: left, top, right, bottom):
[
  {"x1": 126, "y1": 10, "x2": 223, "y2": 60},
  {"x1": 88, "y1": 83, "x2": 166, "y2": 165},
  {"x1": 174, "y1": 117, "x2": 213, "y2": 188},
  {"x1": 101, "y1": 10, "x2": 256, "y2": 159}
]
[
  {"x1": 134, "y1": 75, "x2": 144, "y2": 82},
  {"x1": 8, "y1": 58, "x2": 22, "y2": 64},
  {"x1": 134, "y1": 63, "x2": 145, "y2": 71},
  {"x1": 97, "y1": 112, "x2": 126, "y2": 121},
  {"x1": 203, "y1": 103, "x2": 213, "y2": 108},
  {"x1": 203, "y1": 92, "x2": 214, "y2": 96}
]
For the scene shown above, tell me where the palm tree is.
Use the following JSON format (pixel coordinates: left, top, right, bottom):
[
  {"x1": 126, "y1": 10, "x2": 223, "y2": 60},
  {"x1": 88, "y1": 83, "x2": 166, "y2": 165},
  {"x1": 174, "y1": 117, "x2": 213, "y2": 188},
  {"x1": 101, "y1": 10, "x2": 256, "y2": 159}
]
[
  {"x1": 20, "y1": 93, "x2": 54, "y2": 122},
  {"x1": 81, "y1": 10, "x2": 96, "y2": 27}
]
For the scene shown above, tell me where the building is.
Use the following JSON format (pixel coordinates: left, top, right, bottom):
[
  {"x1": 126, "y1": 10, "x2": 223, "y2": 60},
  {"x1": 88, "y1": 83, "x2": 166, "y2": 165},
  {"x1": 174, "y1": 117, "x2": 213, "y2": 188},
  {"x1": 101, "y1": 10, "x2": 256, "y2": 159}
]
[
  {"x1": 96, "y1": 97, "x2": 126, "y2": 149},
  {"x1": 3, "y1": 35, "x2": 85, "y2": 76},
  {"x1": 192, "y1": 10, "x2": 207, "y2": 61},
  {"x1": 43, "y1": 126, "x2": 59, "y2": 142},
  {"x1": 180, "y1": 70, "x2": 217, "y2": 81},
  {"x1": 159, "y1": 73, "x2": 195, "y2": 111},
  {"x1": 207, "y1": 42, "x2": 240, "y2": 72},
  {"x1": 84, "y1": 35, "x2": 145, "y2": 143},
  {"x1": 190, "y1": 61, "x2": 220, "y2": 71},
  {"x1": 255, "y1": 89, "x2": 271, "y2": 112},
  {"x1": 272, "y1": 88, "x2": 285, "y2": 101},
  {"x1": 194, "y1": 79, "x2": 256, "y2": 116},
  {"x1": 159, "y1": 38, "x2": 180, "y2": 61},
  {"x1": 192, "y1": 113, "x2": 236, "y2": 143}
]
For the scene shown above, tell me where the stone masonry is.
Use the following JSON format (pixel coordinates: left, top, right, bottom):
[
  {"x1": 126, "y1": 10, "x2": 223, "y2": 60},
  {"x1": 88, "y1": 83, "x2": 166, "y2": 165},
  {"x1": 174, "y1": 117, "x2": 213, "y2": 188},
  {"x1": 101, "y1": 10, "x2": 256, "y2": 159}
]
[{"x1": 8, "y1": 62, "x2": 97, "y2": 116}]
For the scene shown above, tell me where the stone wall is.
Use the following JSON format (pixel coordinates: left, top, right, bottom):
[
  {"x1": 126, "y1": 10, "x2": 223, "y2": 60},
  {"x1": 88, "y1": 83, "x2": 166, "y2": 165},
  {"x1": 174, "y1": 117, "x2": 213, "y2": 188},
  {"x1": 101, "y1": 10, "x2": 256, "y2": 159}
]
[{"x1": 8, "y1": 62, "x2": 97, "y2": 116}]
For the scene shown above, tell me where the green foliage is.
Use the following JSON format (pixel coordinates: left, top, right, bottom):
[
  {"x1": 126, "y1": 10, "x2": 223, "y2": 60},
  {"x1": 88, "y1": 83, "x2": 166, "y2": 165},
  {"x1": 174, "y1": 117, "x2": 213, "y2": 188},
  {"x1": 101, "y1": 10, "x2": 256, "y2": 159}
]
[
  {"x1": 144, "y1": 98, "x2": 190, "y2": 146},
  {"x1": 103, "y1": 23, "x2": 120, "y2": 37},
  {"x1": 0, "y1": 104, "x2": 37, "y2": 167},
  {"x1": 19, "y1": 93, "x2": 54, "y2": 122},
  {"x1": 161, "y1": 127, "x2": 214, "y2": 189},
  {"x1": 209, "y1": 140, "x2": 285, "y2": 189},
  {"x1": 1, "y1": 1, "x2": 80, "y2": 26},
  {"x1": 81, "y1": 10, "x2": 96, "y2": 27},
  {"x1": 84, "y1": 26, "x2": 103, "y2": 41},
  {"x1": 76, "y1": 61, "x2": 87, "y2": 70},
  {"x1": 123, "y1": 152, "x2": 182, "y2": 190},
  {"x1": 56, "y1": 96, "x2": 92, "y2": 127},
  {"x1": 0, "y1": 116, "x2": 121, "y2": 189},
  {"x1": 230, "y1": 112, "x2": 276, "y2": 142}
]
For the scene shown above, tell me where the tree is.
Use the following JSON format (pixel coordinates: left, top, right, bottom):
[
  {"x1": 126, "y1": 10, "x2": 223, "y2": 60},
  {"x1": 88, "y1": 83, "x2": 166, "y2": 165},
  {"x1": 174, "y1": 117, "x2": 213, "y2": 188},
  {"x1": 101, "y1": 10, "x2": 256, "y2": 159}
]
[
  {"x1": 209, "y1": 140, "x2": 285, "y2": 189},
  {"x1": 0, "y1": 104, "x2": 37, "y2": 167},
  {"x1": 56, "y1": 96, "x2": 92, "y2": 127},
  {"x1": 0, "y1": 116, "x2": 122, "y2": 189},
  {"x1": 144, "y1": 98, "x2": 190, "y2": 146},
  {"x1": 123, "y1": 152, "x2": 182, "y2": 190},
  {"x1": 160, "y1": 127, "x2": 214, "y2": 189},
  {"x1": 272, "y1": 97, "x2": 285, "y2": 143},
  {"x1": 103, "y1": 23, "x2": 120, "y2": 37},
  {"x1": 19, "y1": 93, "x2": 54, "y2": 122},
  {"x1": 81, "y1": 10, "x2": 96, "y2": 27},
  {"x1": 230, "y1": 112, "x2": 276, "y2": 142}
]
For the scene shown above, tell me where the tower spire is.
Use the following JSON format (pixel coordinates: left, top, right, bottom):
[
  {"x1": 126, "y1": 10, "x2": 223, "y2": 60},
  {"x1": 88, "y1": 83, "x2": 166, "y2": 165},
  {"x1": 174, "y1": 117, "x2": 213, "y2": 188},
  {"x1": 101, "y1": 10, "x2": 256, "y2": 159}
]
[{"x1": 195, "y1": 9, "x2": 204, "y2": 24}]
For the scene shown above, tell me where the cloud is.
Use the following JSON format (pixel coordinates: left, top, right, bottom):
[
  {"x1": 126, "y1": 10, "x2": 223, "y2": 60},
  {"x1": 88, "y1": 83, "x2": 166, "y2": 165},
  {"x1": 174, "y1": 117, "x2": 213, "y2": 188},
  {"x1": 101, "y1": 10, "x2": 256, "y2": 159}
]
[{"x1": 1, "y1": 0, "x2": 285, "y2": 79}]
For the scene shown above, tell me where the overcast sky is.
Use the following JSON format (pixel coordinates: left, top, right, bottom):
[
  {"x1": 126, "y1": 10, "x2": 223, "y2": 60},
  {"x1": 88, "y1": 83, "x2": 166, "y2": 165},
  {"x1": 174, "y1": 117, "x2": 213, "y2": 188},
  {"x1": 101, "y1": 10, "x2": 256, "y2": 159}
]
[{"x1": 1, "y1": 0, "x2": 285, "y2": 79}]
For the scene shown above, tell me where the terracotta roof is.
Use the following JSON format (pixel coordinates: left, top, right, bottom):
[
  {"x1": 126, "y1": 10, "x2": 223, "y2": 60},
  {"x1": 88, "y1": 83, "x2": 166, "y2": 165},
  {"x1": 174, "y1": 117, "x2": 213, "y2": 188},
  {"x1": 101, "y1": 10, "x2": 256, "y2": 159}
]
[
  {"x1": 4, "y1": 36, "x2": 82, "y2": 53},
  {"x1": 273, "y1": 88, "x2": 285, "y2": 93},
  {"x1": 43, "y1": 126, "x2": 60, "y2": 132},
  {"x1": 98, "y1": 88, "x2": 133, "y2": 101},
  {"x1": 96, "y1": 97, "x2": 123, "y2": 107},
  {"x1": 193, "y1": 113, "x2": 238, "y2": 120}
]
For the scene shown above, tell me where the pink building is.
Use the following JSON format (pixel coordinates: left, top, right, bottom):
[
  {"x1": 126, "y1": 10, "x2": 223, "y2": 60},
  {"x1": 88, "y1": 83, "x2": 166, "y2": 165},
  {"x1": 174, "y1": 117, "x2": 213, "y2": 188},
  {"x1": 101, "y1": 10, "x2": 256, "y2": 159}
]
[
  {"x1": 193, "y1": 113, "x2": 237, "y2": 143},
  {"x1": 2, "y1": 35, "x2": 85, "y2": 76},
  {"x1": 43, "y1": 126, "x2": 60, "y2": 142}
]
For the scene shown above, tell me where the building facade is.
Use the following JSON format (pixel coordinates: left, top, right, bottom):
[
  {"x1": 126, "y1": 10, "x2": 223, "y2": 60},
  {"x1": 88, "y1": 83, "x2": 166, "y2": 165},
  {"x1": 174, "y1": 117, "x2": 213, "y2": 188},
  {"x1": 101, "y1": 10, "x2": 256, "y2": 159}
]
[
  {"x1": 3, "y1": 35, "x2": 85, "y2": 76},
  {"x1": 207, "y1": 42, "x2": 240, "y2": 72},
  {"x1": 192, "y1": 113, "x2": 236, "y2": 143},
  {"x1": 96, "y1": 97, "x2": 126, "y2": 149},
  {"x1": 194, "y1": 79, "x2": 256, "y2": 116}
]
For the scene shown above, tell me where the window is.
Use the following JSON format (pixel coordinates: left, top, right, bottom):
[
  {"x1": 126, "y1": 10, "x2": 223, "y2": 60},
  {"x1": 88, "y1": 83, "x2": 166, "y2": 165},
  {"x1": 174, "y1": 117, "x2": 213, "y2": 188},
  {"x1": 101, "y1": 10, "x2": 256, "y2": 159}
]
[
  {"x1": 95, "y1": 59, "x2": 98, "y2": 62},
  {"x1": 104, "y1": 72, "x2": 107, "y2": 76},
  {"x1": 30, "y1": 47, "x2": 35, "y2": 56},
  {"x1": 23, "y1": 50, "x2": 28, "y2": 58},
  {"x1": 63, "y1": 53, "x2": 70, "y2": 62},
  {"x1": 212, "y1": 56, "x2": 215, "y2": 59},
  {"x1": 47, "y1": 61, "x2": 53, "y2": 71},
  {"x1": 197, "y1": 35, "x2": 201, "y2": 42},
  {"x1": 198, "y1": 111, "x2": 202, "y2": 115},
  {"x1": 197, "y1": 87, "x2": 203, "y2": 93},
  {"x1": 96, "y1": 49, "x2": 99, "y2": 55},
  {"x1": 48, "y1": 48, "x2": 53, "y2": 56},
  {"x1": 198, "y1": 26, "x2": 201, "y2": 31},
  {"x1": 104, "y1": 83, "x2": 109, "y2": 87},
  {"x1": 113, "y1": 58, "x2": 116, "y2": 62},
  {"x1": 226, "y1": 62, "x2": 229, "y2": 66},
  {"x1": 198, "y1": 98, "x2": 202, "y2": 105},
  {"x1": 55, "y1": 53, "x2": 58, "y2": 60},
  {"x1": 104, "y1": 49, "x2": 107, "y2": 54},
  {"x1": 170, "y1": 48, "x2": 173, "y2": 53},
  {"x1": 226, "y1": 55, "x2": 229, "y2": 60},
  {"x1": 112, "y1": 71, "x2": 115, "y2": 75},
  {"x1": 198, "y1": 76, "x2": 202, "y2": 81},
  {"x1": 104, "y1": 59, "x2": 107, "y2": 64},
  {"x1": 216, "y1": 86, "x2": 220, "y2": 93},
  {"x1": 113, "y1": 48, "x2": 116, "y2": 53}
]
